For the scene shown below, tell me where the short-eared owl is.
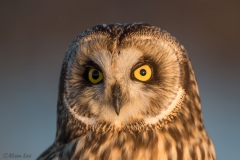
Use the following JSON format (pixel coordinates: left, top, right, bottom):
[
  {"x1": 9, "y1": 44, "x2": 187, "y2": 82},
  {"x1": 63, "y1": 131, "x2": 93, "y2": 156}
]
[{"x1": 38, "y1": 23, "x2": 216, "y2": 160}]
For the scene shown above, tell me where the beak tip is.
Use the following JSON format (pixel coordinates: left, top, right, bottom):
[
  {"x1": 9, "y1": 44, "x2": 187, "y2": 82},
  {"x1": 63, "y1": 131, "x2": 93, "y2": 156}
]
[{"x1": 115, "y1": 109, "x2": 120, "y2": 116}]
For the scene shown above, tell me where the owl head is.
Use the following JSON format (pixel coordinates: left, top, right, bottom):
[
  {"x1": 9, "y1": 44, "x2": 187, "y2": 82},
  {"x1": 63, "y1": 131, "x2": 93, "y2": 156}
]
[{"x1": 55, "y1": 23, "x2": 197, "y2": 144}]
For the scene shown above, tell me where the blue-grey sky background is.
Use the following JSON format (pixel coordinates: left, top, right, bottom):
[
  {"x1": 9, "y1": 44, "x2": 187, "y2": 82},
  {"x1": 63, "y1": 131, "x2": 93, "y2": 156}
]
[{"x1": 0, "y1": 1, "x2": 239, "y2": 159}]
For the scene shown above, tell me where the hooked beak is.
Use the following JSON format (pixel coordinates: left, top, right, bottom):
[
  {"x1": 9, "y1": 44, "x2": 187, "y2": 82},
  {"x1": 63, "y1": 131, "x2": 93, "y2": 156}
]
[{"x1": 112, "y1": 84, "x2": 122, "y2": 116}]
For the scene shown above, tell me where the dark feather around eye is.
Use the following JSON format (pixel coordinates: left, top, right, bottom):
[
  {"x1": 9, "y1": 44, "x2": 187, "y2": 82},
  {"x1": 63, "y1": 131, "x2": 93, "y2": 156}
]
[
  {"x1": 81, "y1": 61, "x2": 103, "y2": 85},
  {"x1": 130, "y1": 56, "x2": 163, "y2": 85},
  {"x1": 130, "y1": 56, "x2": 153, "y2": 82}
]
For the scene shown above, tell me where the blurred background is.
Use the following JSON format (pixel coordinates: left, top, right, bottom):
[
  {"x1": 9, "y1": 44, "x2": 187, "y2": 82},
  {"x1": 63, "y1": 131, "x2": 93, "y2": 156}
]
[{"x1": 0, "y1": 1, "x2": 239, "y2": 159}]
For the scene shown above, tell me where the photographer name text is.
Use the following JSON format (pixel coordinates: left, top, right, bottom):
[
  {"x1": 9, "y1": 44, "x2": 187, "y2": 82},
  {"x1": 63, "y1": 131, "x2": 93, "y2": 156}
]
[{"x1": 3, "y1": 153, "x2": 31, "y2": 159}]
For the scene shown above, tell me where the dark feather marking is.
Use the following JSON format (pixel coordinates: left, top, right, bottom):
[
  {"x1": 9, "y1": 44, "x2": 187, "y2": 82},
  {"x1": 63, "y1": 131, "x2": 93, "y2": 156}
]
[
  {"x1": 176, "y1": 142, "x2": 183, "y2": 160},
  {"x1": 190, "y1": 145, "x2": 197, "y2": 160},
  {"x1": 200, "y1": 143, "x2": 205, "y2": 160}
]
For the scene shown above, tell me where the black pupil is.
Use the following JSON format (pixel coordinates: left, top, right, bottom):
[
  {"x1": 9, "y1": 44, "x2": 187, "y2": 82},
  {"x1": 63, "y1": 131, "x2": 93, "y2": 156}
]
[
  {"x1": 140, "y1": 69, "x2": 146, "y2": 76},
  {"x1": 92, "y1": 70, "x2": 99, "y2": 79}
]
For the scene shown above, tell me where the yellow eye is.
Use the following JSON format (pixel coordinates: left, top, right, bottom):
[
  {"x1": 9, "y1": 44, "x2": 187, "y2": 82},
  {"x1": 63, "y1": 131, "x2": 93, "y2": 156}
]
[
  {"x1": 134, "y1": 64, "x2": 152, "y2": 82},
  {"x1": 88, "y1": 68, "x2": 103, "y2": 84}
]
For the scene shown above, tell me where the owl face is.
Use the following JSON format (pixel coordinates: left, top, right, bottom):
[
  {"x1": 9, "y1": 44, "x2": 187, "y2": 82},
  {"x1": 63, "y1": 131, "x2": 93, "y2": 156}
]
[
  {"x1": 38, "y1": 23, "x2": 216, "y2": 160},
  {"x1": 62, "y1": 23, "x2": 188, "y2": 130}
]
